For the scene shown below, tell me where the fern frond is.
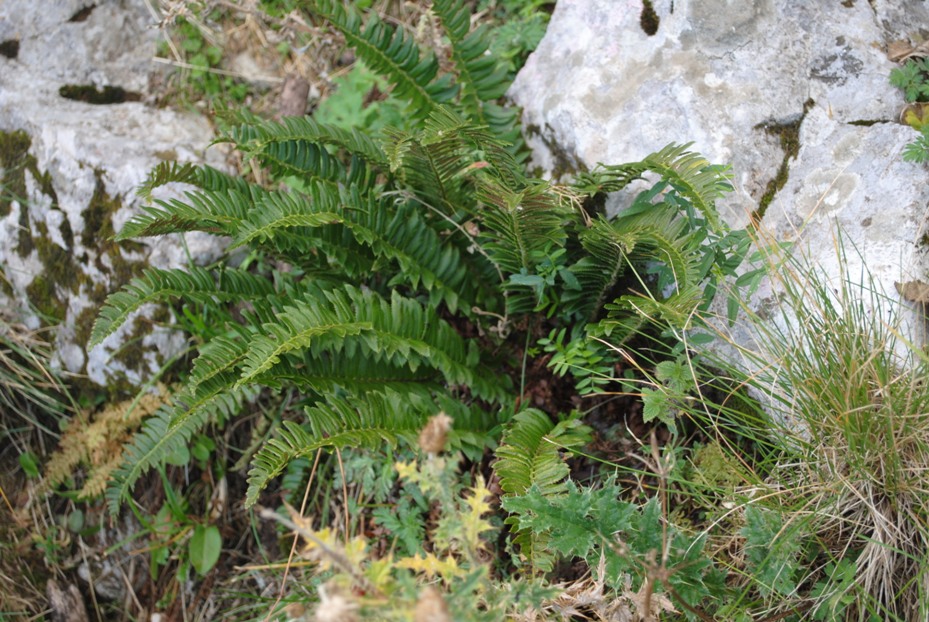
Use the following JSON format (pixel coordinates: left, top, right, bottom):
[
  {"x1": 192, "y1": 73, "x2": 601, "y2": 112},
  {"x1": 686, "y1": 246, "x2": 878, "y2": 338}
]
[
  {"x1": 599, "y1": 283, "x2": 706, "y2": 344},
  {"x1": 235, "y1": 285, "x2": 505, "y2": 401},
  {"x1": 574, "y1": 143, "x2": 732, "y2": 232},
  {"x1": 345, "y1": 193, "x2": 487, "y2": 314},
  {"x1": 494, "y1": 408, "x2": 591, "y2": 570},
  {"x1": 137, "y1": 162, "x2": 250, "y2": 201},
  {"x1": 311, "y1": 0, "x2": 457, "y2": 119},
  {"x1": 245, "y1": 389, "x2": 434, "y2": 506},
  {"x1": 105, "y1": 372, "x2": 250, "y2": 514},
  {"x1": 226, "y1": 113, "x2": 389, "y2": 170},
  {"x1": 562, "y1": 218, "x2": 631, "y2": 320},
  {"x1": 252, "y1": 351, "x2": 442, "y2": 394},
  {"x1": 494, "y1": 409, "x2": 591, "y2": 497},
  {"x1": 478, "y1": 178, "x2": 569, "y2": 275},
  {"x1": 385, "y1": 107, "x2": 522, "y2": 210},
  {"x1": 431, "y1": 1, "x2": 510, "y2": 110},
  {"x1": 89, "y1": 267, "x2": 275, "y2": 348},
  {"x1": 231, "y1": 185, "x2": 343, "y2": 249},
  {"x1": 116, "y1": 188, "x2": 257, "y2": 240},
  {"x1": 189, "y1": 332, "x2": 250, "y2": 389}
]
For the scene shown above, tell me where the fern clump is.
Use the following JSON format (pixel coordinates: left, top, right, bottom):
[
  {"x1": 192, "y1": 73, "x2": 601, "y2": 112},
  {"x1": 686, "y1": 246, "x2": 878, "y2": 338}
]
[{"x1": 89, "y1": 0, "x2": 751, "y2": 613}]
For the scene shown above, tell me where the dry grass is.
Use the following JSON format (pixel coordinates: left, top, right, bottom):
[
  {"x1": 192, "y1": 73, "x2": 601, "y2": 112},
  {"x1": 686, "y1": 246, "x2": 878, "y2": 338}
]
[{"x1": 709, "y1": 231, "x2": 929, "y2": 620}]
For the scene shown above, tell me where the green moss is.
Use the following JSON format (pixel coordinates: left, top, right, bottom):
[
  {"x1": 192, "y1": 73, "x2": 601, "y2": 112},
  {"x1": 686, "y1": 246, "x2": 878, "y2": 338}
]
[
  {"x1": 113, "y1": 322, "x2": 148, "y2": 373},
  {"x1": 26, "y1": 275, "x2": 67, "y2": 322},
  {"x1": 524, "y1": 123, "x2": 587, "y2": 181},
  {"x1": 640, "y1": 0, "x2": 659, "y2": 36},
  {"x1": 752, "y1": 98, "x2": 814, "y2": 223},
  {"x1": 0, "y1": 129, "x2": 32, "y2": 218},
  {"x1": 58, "y1": 84, "x2": 142, "y2": 105}
]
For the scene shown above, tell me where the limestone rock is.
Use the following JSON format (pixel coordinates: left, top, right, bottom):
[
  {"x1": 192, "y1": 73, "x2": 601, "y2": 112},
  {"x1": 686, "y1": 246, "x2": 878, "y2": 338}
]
[
  {"x1": 510, "y1": 0, "x2": 929, "y2": 362},
  {"x1": 0, "y1": 0, "x2": 227, "y2": 389}
]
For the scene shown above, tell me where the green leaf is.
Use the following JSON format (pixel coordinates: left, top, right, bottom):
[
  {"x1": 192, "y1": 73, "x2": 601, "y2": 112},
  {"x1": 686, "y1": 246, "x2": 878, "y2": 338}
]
[
  {"x1": 742, "y1": 505, "x2": 803, "y2": 596},
  {"x1": 189, "y1": 524, "x2": 222, "y2": 576}
]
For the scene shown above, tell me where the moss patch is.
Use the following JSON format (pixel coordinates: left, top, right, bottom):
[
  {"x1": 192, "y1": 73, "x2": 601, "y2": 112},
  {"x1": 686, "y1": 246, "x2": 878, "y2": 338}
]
[
  {"x1": 524, "y1": 123, "x2": 588, "y2": 181},
  {"x1": 25, "y1": 275, "x2": 67, "y2": 322},
  {"x1": 0, "y1": 129, "x2": 31, "y2": 218},
  {"x1": 59, "y1": 84, "x2": 142, "y2": 105},
  {"x1": 640, "y1": 0, "x2": 659, "y2": 36},
  {"x1": 751, "y1": 98, "x2": 814, "y2": 223}
]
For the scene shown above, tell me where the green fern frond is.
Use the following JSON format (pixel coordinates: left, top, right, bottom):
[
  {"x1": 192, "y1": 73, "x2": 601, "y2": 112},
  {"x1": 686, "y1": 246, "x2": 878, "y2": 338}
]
[
  {"x1": 478, "y1": 178, "x2": 569, "y2": 276},
  {"x1": 560, "y1": 220, "x2": 629, "y2": 320},
  {"x1": 253, "y1": 139, "x2": 349, "y2": 187},
  {"x1": 252, "y1": 351, "x2": 442, "y2": 394},
  {"x1": 189, "y1": 332, "x2": 250, "y2": 389},
  {"x1": 575, "y1": 143, "x2": 731, "y2": 232},
  {"x1": 494, "y1": 409, "x2": 591, "y2": 497},
  {"x1": 494, "y1": 408, "x2": 591, "y2": 570},
  {"x1": 106, "y1": 372, "x2": 250, "y2": 514},
  {"x1": 613, "y1": 207, "x2": 700, "y2": 292},
  {"x1": 431, "y1": 1, "x2": 510, "y2": 111},
  {"x1": 311, "y1": 0, "x2": 457, "y2": 119},
  {"x1": 116, "y1": 188, "x2": 257, "y2": 240},
  {"x1": 235, "y1": 285, "x2": 504, "y2": 401},
  {"x1": 89, "y1": 267, "x2": 275, "y2": 348},
  {"x1": 245, "y1": 389, "x2": 433, "y2": 506},
  {"x1": 226, "y1": 113, "x2": 389, "y2": 170},
  {"x1": 137, "y1": 162, "x2": 250, "y2": 201},
  {"x1": 345, "y1": 194, "x2": 487, "y2": 314},
  {"x1": 599, "y1": 283, "x2": 706, "y2": 343},
  {"x1": 231, "y1": 185, "x2": 343, "y2": 249}
]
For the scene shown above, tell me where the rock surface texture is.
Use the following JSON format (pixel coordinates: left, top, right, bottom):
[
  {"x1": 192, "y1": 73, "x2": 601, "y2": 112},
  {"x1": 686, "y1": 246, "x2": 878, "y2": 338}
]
[
  {"x1": 0, "y1": 0, "x2": 226, "y2": 388},
  {"x1": 510, "y1": 0, "x2": 929, "y2": 355}
]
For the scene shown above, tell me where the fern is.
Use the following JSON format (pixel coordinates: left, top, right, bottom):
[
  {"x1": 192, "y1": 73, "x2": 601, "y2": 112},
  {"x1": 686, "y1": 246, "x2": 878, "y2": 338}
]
[
  {"x1": 226, "y1": 113, "x2": 389, "y2": 170},
  {"x1": 574, "y1": 143, "x2": 731, "y2": 231},
  {"x1": 310, "y1": 0, "x2": 457, "y2": 119},
  {"x1": 105, "y1": 372, "x2": 251, "y2": 514},
  {"x1": 90, "y1": 267, "x2": 275, "y2": 347},
  {"x1": 116, "y1": 188, "x2": 256, "y2": 240},
  {"x1": 431, "y1": 0, "x2": 517, "y2": 148},
  {"x1": 136, "y1": 161, "x2": 250, "y2": 201},
  {"x1": 494, "y1": 409, "x2": 591, "y2": 571},
  {"x1": 245, "y1": 389, "x2": 436, "y2": 506}
]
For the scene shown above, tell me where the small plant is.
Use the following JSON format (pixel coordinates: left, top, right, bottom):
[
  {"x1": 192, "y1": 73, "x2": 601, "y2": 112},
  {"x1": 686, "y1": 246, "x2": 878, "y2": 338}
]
[{"x1": 890, "y1": 55, "x2": 929, "y2": 162}]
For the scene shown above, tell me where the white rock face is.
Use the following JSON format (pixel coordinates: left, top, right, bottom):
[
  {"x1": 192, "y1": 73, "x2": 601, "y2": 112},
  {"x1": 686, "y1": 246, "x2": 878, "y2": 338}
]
[
  {"x1": 0, "y1": 0, "x2": 227, "y2": 388},
  {"x1": 510, "y1": 0, "x2": 929, "y2": 361}
]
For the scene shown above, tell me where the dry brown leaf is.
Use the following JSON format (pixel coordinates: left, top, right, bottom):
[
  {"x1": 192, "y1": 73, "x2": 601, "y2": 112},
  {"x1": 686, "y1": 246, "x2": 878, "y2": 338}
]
[{"x1": 895, "y1": 280, "x2": 929, "y2": 304}]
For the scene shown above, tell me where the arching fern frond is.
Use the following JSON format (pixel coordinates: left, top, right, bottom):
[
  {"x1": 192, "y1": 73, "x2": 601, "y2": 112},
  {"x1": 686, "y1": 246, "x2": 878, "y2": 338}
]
[
  {"x1": 226, "y1": 113, "x2": 389, "y2": 170},
  {"x1": 431, "y1": 0, "x2": 510, "y2": 118},
  {"x1": 494, "y1": 409, "x2": 591, "y2": 497},
  {"x1": 105, "y1": 372, "x2": 251, "y2": 514},
  {"x1": 573, "y1": 143, "x2": 732, "y2": 232},
  {"x1": 89, "y1": 267, "x2": 275, "y2": 348},
  {"x1": 235, "y1": 284, "x2": 505, "y2": 402},
  {"x1": 251, "y1": 351, "x2": 442, "y2": 395},
  {"x1": 345, "y1": 193, "x2": 488, "y2": 314},
  {"x1": 245, "y1": 389, "x2": 437, "y2": 506},
  {"x1": 116, "y1": 188, "x2": 257, "y2": 240},
  {"x1": 231, "y1": 185, "x2": 344, "y2": 249},
  {"x1": 310, "y1": 0, "x2": 457, "y2": 119},
  {"x1": 137, "y1": 162, "x2": 250, "y2": 201}
]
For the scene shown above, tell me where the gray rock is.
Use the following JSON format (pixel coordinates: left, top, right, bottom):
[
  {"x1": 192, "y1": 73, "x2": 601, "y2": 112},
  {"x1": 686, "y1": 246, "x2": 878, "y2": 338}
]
[
  {"x1": 0, "y1": 0, "x2": 227, "y2": 389},
  {"x1": 510, "y1": 0, "x2": 929, "y2": 366}
]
